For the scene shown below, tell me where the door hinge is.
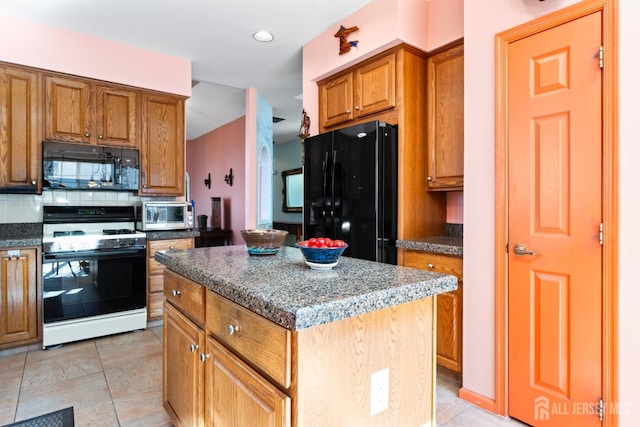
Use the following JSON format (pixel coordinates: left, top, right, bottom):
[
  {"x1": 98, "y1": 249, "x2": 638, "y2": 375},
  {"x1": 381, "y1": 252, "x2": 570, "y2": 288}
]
[
  {"x1": 599, "y1": 46, "x2": 604, "y2": 69},
  {"x1": 505, "y1": 242, "x2": 509, "y2": 253},
  {"x1": 599, "y1": 223, "x2": 604, "y2": 245},
  {"x1": 597, "y1": 398, "x2": 605, "y2": 422}
]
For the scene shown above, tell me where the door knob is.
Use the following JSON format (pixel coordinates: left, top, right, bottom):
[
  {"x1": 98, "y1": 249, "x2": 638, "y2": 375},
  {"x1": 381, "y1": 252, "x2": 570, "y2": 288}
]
[{"x1": 513, "y1": 244, "x2": 538, "y2": 256}]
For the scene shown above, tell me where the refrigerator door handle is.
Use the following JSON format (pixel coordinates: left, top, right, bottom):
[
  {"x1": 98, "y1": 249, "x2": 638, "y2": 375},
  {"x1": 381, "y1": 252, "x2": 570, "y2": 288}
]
[
  {"x1": 331, "y1": 149, "x2": 338, "y2": 224},
  {"x1": 322, "y1": 151, "x2": 329, "y2": 222}
]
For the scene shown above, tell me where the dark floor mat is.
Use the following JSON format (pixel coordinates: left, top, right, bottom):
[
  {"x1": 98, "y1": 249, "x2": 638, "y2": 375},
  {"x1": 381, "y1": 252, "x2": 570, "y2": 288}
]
[{"x1": 2, "y1": 407, "x2": 74, "y2": 427}]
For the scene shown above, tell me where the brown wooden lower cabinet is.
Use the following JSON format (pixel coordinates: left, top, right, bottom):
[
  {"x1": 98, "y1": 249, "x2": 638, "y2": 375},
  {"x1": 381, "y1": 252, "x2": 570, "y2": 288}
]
[
  {"x1": 163, "y1": 302, "x2": 204, "y2": 427},
  {"x1": 163, "y1": 269, "x2": 437, "y2": 426},
  {"x1": 0, "y1": 247, "x2": 39, "y2": 348},
  {"x1": 147, "y1": 238, "x2": 194, "y2": 320},
  {"x1": 402, "y1": 250, "x2": 463, "y2": 381},
  {"x1": 205, "y1": 336, "x2": 290, "y2": 426}
]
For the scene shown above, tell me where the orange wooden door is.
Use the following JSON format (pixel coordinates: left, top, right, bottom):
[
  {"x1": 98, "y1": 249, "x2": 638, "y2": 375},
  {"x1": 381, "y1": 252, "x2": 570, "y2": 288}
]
[{"x1": 507, "y1": 12, "x2": 602, "y2": 426}]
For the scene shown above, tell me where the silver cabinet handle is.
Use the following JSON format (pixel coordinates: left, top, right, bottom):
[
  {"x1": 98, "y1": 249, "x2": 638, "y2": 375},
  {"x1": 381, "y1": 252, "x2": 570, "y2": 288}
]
[
  {"x1": 345, "y1": 109, "x2": 351, "y2": 114},
  {"x1": 513, "y1": 244, "x2": 538, "y2": 256},
  {"x1": 427, "y1": 263, "x2": 434, "y2": 269},
  {"x1": 200, "y1": 353, "x2": 210, "y2": 362},
  {"x1": 355, "y1": 105, "x2": 360, "y2": 111},
  {"x1": 169, "y1": 246, "x2": 175, "y2": 250},
  {"x1": 172, "y1": 289, "x2": 181, "y2": 296},
  {"x1": 31, "y1": 180, "x2": 36, "y2": 185},
  {"x1": 189, "y1": 343, "x2": 199, "y2": 352},
  {"x1": 227, "y1": 324, "x2": 239, "y2": 335},
  {"x1": 427, "y1": 176, "x2": 433, "y2": 181},
  {"x1": 98, "y1": 134, "x2": 103, "y2": 139},
  {"x1": 84, "y1": 132, "x2": 90, "y2": 137}
]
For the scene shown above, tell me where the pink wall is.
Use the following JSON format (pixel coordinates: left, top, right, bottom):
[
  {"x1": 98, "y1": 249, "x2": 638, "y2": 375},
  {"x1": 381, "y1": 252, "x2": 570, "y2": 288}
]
[
  {"x1": 302, "y1": 0, "x2": 459, "y2": 137},
  {"x1": 446, "y1": 192, "x2": 463, "y2": 223},
  {"x1": 186, "y1": 117, "x2": 246, "y2": 245},
  {"x1": 0, "y1": 14, "x2": 191, "y2": 96},
  {"x1": 619, "y1": 1, "x2": 640, "y2": 424},
  {"x1": 464, "y1": 1, "x2": 640, "y2": 424},
  {"x1": 463, "y1": 0, "x2": 594, "y2": 401},
  {"x1": 244, "y1": 88, "x2": 259, "y2": 229}
]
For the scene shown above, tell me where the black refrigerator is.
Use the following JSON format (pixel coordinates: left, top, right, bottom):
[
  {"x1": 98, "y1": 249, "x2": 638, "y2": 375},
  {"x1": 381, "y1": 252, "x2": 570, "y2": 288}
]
[{"x1": 303, "y1": 120, "x2": 397, "y2": 264}]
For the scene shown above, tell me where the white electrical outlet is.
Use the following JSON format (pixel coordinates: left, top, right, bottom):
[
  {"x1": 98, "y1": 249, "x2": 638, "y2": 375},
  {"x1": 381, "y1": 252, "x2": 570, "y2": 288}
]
[{"x1": 370, "y1": 367, "x2": 389, "y2": 416}]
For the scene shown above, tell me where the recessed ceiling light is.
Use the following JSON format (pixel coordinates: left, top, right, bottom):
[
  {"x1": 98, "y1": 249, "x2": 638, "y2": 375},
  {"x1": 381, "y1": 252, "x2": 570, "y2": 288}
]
[{"x1": 253, "y1": 31, "x2": 274, "y2": 42}]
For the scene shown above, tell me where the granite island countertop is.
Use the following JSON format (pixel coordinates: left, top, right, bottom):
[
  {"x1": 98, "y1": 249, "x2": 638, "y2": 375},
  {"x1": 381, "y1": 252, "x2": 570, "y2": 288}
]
[{"x1": 155, "y1": 245, "x2": 457, "y2": 331}]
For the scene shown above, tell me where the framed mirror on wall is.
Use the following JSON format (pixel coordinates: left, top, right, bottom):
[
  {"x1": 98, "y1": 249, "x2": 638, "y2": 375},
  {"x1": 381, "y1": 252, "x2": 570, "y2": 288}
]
[{"x1": 281, "y1": 168, "x2": 303, "y2": 213}]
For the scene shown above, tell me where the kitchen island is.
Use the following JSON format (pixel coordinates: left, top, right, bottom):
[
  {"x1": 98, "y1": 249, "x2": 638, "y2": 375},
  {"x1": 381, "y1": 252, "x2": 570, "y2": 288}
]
[{"x1": 156, "y1": 245, "x2": 457, "y2": 427}]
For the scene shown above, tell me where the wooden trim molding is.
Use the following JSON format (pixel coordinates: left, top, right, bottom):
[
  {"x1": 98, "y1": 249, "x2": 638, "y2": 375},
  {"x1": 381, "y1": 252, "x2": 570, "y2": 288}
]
[
  {"x1": 494, "y1": 0, "x2": 618, "y2": 424},
  {"x1": 459, "y1": 387, "x2": 495, "y2": 414}
]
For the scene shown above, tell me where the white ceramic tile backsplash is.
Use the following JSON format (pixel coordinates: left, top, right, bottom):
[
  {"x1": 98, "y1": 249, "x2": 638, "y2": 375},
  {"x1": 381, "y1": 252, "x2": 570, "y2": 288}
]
[{"x1": 0, "y1": 191, "x2": 144, "y2": 223}]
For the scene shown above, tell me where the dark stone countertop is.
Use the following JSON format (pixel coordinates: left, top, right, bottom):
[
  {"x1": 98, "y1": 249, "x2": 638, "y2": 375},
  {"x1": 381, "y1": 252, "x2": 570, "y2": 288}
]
[
  {"x1": 396, "y1": 235, "x2": 463, "y2": 257},
  {"x1": 155, "y1": 245, "x2": 457, "y2": 331},
  {"x1": 0, "y1": 224, "x2": 200, "y2": 247},
  {"x1": 144, "y1": 229, "x2": 200, "y2": 240},
  {"x1": 0, "y1": 223, "x2": 42, "y2": 248}
]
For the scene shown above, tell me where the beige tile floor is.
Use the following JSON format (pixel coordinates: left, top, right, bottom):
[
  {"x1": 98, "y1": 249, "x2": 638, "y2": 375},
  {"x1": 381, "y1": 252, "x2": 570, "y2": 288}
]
[
  {"x1": 436, "y1": 376, "x2": 529, "y2": 426},
  {"x1": 0, "y1": 326, "x2": 528, "y2": 427}
]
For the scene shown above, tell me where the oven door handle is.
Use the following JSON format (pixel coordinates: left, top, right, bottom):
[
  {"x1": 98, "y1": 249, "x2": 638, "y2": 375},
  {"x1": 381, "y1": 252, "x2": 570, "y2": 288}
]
[{"x1": 43, "y1": 248, "x2": 146, "y2": 261}]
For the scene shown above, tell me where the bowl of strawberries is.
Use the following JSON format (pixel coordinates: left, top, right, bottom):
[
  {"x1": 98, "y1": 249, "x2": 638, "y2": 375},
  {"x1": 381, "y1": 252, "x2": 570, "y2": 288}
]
[{"x1": 296, "y1": 237, "x2": 348, "y2": 270}]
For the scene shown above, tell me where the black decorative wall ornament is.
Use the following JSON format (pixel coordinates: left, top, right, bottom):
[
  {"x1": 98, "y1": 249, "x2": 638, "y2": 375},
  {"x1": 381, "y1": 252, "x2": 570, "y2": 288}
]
[
  {"x1": 224, "y1": 168, "x2": 234, "y2": 186},
  {"x1": 204, "y1": 173, "x2": 211, "y2": 189}
]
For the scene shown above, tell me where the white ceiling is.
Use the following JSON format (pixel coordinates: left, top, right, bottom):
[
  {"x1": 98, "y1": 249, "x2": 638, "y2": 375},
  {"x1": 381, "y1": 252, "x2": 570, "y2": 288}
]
[{"x1": 2, "y1": 0, "x2": 371, "y2": 143}]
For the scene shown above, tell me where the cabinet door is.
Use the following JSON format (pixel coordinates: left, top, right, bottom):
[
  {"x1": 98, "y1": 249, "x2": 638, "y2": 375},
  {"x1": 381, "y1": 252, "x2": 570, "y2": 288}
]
[
  {"x1": 435, "y1": 284, "x2": 462, "y2": 373},
  {"x1": 427, "y1": 41, "x2": 464, "y2": 190},
  {"x1": 0, "y1": 248, "x2": 37, "y2": 346},
  {"x1": 355, "y1": 53, "x2": 396, "y2": 118},
  {"x1": 319, "y1": 72, "x2": 353, "y2": 129},
  {"x1": 403, "y1": 250, "x2": 463, "y2": 375},
  {"x1": 163, "y1": 302, "x2": 204, "y2": 427},
  {"x1": 0, "y1": 66, "x2": 41, "y2": 193},
  {"x1": 139, "y1": 92, "x2": 185, "y2": 196},
  {"x1": 45, "y1": 75, "x2": 93, "y2": 144},
  {"x1": 204, "y1": 336, "x2": 291, "y2": 427},
  {"x1": 96, "y1": 85, "x2": 137, "y2": 147}
]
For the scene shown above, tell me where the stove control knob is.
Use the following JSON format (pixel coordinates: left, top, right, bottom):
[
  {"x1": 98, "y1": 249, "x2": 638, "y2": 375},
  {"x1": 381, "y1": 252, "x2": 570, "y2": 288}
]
[
  {"x1": 118, "y1": 239, "x2": 126, "y2": 247},
  {"x1": 129, "y1": 239, "x2": 137, "y2": 246}
]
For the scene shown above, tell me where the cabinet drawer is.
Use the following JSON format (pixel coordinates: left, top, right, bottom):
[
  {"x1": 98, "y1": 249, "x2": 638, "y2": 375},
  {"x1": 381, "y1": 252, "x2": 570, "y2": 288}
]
[
  {"x1": 164, "y1": 270, "x2": 205, "y2": 325},
  {"x1": 205, "y1": 290, "x2": 292, "y2": 389},
  {"x1": 148, "y1": 292, "x2": 165, "y2": 320},
  {"x1": 403, "y1": 250, "x2": 462, "y2": 280},
  {"x1": 148, "y1": 238, "x2": 193, "y2": 275},
  {"x1": 149, "y1": 274, "x2": 164, "y2": 294},
  {"x1": 149, "y1": 238, "x2": 194, "y2": 256}
]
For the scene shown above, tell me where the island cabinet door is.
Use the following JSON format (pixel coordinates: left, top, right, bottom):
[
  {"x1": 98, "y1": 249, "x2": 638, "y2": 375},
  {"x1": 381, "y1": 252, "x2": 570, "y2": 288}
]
[
  {"x1": 163, "y1": 302, "x2": 205, "y2": 427},
  {"x1": 204, "y1": 335, "x2": 291, "y2": 427}
]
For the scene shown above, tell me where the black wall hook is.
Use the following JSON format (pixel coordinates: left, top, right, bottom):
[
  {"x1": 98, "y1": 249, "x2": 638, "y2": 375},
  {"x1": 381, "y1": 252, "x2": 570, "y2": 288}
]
[
  {"x1": 204, "y1": 173, "x2": 211, "y2": 189},
  {"x1": 224, "y1": 168, "x2": 234, "y2": 186}
]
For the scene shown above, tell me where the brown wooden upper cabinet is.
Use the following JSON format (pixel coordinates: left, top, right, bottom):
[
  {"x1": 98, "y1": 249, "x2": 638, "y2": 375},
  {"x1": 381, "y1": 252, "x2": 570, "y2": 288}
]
[
  {"x1": 426, "y1": 39, "x2": 464, "y2": 191},
  {"x1": 319, "y1": 52, "x2": 396, "y2": 130},
  {"x1": 139, "y1": 92, "x2": 185, "y2": 196},
  {"x1": 45, "y1": 74, "x2": 138, "y2": 147},
  {"x1": 0, "y1": 65, "x2": 41, "y2": 193}
]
